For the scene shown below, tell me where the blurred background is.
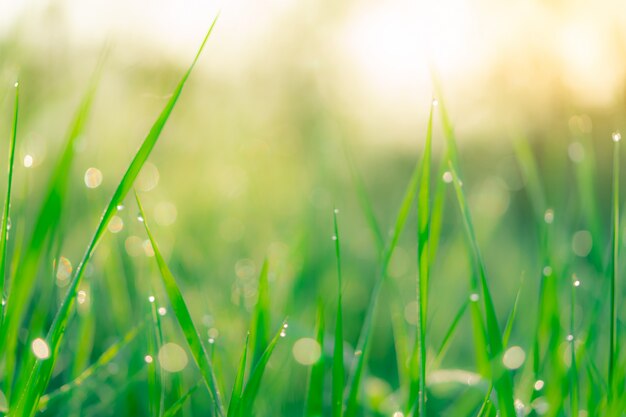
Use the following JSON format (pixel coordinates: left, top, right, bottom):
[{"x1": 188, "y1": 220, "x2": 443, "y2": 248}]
[{"x1": 1, "y1": 0, "x2": 626, "y2": 415}]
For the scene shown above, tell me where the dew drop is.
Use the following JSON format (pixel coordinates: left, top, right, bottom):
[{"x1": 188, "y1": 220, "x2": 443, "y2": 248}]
[
  {"x1": 116, "y1": 204, "x2": 124, "y2": 211},
  {"x1": 56, "y1": 257, "x2": 73, "y2": 282},
  {"x1": 542, "y1": 266, "x2": 552, "y2": 276},
  {"x1": 334, "y1": 208, "x2": 339, "y2": 214},
  {"x1": 355, "y1": 350, "x2": 363, "y2": 356},
  {"x1": 280, "y1": 330, "x2": 287, "y2": 337},
  {"x1": 158, "y1": 307, "x2": 167, "y2": 316},
  {"x1": 432, "y1": 98, "x2": 439, "y2": 107},
  {"x1": 208, "y1": 337, "x2": 215, "y2": 344},
  {"x1": 14, "y1": 81, "x2": 19, "y2": 88},
  {"x1": 148, "y1": 295, "x2": 155, "y2": 303},
  {"x1": 32, "y1": 338, "x2": 50, "y2": 359},
  {"x1": 534, "y1": 379, "x2": 545, "y2": 390},
  {"x1": 566, "y1": 334, "x2": 574, "y2": 342},
  {"x1": 469, "y1": 293, "x2": 479, "y2": 302},
  {"x1": 144, "y1": 355, "x2": 153, "y2": 364},
  {"x1": 331, "y1": 235, "x2": 337, "y2": 241},
  {"x1": 137, "y1": 214, "x2": 144, "y2": 223},
  {"x1": 573, "y1": 279, "x2": 581, "y2": 287},
  {"x1": 442, "y1": 171, "x2": 453, "y2": 183},
  {"x1": 23, "y1": 154, "x2": 33, "y2": 168}
]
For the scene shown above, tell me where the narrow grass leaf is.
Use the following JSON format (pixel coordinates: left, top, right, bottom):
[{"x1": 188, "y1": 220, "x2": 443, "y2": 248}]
[
  {"x1": 240, "y1": 321, "x2": 287, "y2": 415},
  {"x1": 227, "y1": 333, "x2": 249, "y2": 417},
  {"x1": 9, "y1": 21, "x2": 218, "y2": 417},
  {"x1": 432, "y1": 299, "x2": 469, "y2": 369},
  {"x1": 136, "y1": 192, "x2": 225, "y2": 416},
  {"x1": 609, "y1": 135, "x2": 620, "y2": 398},
  {"x1": 305, "y1": 299, "x2": 325, "y2": 417},
  {"x1": 0, "y1": 81, "x2": 18, "y2": 323},
  {"x1": 163, "y1": 380, "x2": 202, "y2": 417},
  {"x1": 250, "y1": 259, "x2": 270, "y2": 369},
  {"x1": 332, "y1": 208, "x2": 344, "y2": 417}
]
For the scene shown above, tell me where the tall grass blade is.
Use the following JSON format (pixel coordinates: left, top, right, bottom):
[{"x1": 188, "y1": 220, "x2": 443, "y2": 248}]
[
  {"x1": 0, "y1": 81, "x2": 18, "y2": 325},
  {"x1": 136, "y1": 192, "x2": 225, "y2": 416},
  {"x1": 432, "y1": 299, "x2": 469, "y2": 369},
  {"x1": 331, "y1": 208, "x2": 344, "y2": 417},
  {"x1": 448, "y1": 164, "x2": 515, "y2": 417},
  {"x1": 250, "y1": 259, "x2": 270, "y2": 369},
  {"x1": 409, "y1": 100, "x2": 434, "y2": 416},
  {"x1": 9, "y1": 20, "x2": 218, "y2": 417},
  {"x1": 304, "y1": 299, "x2": 325, "y2": 417},
  {"x1": 227, "y1": 333, "x2": 249, "y2": 417},
  {"x1": 240, "y1": 321, "x2": 287, "y2": 415},
  {"x1": 609, "y1": 134, "x2": 620, "y2": 398}
]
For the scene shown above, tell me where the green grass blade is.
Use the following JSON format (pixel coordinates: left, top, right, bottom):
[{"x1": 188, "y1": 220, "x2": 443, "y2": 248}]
[
  {"x1": 37, "y1": 323, "x2": 141, "y2": 410},
  {"x1": 569, "y1": 278, "x2": 579, "y2": 416},
  {"x1": 1, "y1": 61, "x2": 102, "y2": 397},
  {"x1": 332, "y1": 208, "x2": 344, "y2": 417},
  {"x1": 163, "y1": 380, "x2": 203, "y2": 417},
  {"x1": 250, "y1": 259, "x2": 270, "y2": 369},
  {"x1": 609, "y1": 134, "x2": 620, "y2": 398},
  {"x1": 409, "y1": 100, "x2": 434, "y2": 416},
  {"x1": 240, "y1": 321, "x2": 287, "y2": 415},
  {"x1": 345, "y1": 140, "x2": 423, "y2": 417},
  {"x1": 148, "y1": 293, "x2": 165, "y2": 417},
  {"x1": 432, "y1": 299, "x2": 469, "y2": 369},
  {"x1": 502, "y1": 279, "x2": 523, "y2": 348},
  {"x1": 136, "y1": 192, "x2": 225, "y2": 416},
  {"x1": 227, "y1": 333, "x2": 249, "y2": 417},
  {"x1": 448, "y1": 163, "x2": 515, "y2": 417},
  {"x1": 8, "y1": 21, "x2": 218, "y2": 417},
  {"x1": 0, "y1": 81, "x2": 18, "y2": 324},
  {"x1": 305, "y1": 299, "x2": 325, "y2": 417}
]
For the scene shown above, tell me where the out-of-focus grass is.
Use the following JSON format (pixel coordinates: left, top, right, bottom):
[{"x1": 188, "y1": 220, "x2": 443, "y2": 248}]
[{"x1": 0, "y1": 11, "x2": 625, "y2": 417}]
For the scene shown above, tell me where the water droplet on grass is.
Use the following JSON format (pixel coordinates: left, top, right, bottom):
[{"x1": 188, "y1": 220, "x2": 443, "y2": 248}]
[
  {"x1": 542, "y1": 266, "x2": 552, "y2": 276},
  {"x1": 137, "y1": 214, "x2": 144, "y2": 223},
  {"x1": 116, "y1": 204, "x2": 124, "y2": 211},
  {"x1": 158, "y1": 307, "x2": 167, "y2": 316},
  {"x1": 77, "y1": 290, "x2": 87, "y2": 304},
  {"x1": 144, "y1": 355, "x2": 153, "y2": 364},
  {"x1": 442, "y1": 171, "x2": 453, "y2": 183},
  {"x1": 566, "y1": 334, "x2": 574, "y2": 342},
  {"x1": 432, "y1": 98, "x2": 439, "y2": 107},
  {"x1": 469, "y1": 293, "x2": 479, "y2": 302},
  {"x1": 32, "y1": 338, "x2": 50, "y2": 359},
  {"x1": 534, "y1": 379, "x2": 545, "y2": 390},
  {"x1": 23, "y1": 154, "x2": 33, "y2": 168},
  {"x1": 148, "y1": 296, "x2": 155, "y2": 303}
]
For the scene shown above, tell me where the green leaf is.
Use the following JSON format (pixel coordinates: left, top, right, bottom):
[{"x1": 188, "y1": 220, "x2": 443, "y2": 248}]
[
  {"x1": 227, "y1": 333, "x2": 249, "y2": 417},
  {"x1": 305, "y1": 299, "x2": 325, "y2": 417},
  {"x1": 250, "y1": 259, "x2": 270, "y2": 369}
]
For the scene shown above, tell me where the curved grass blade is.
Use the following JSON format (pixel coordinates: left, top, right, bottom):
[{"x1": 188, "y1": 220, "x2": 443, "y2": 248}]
[
  {"x1": 332, "y1": 208, "x2": 344, "y2": 417},
  {"x1": 502, "y1": 279, "x2": 523, "y2": 348},
  {"x1": 136, "y1": 191, "x2": 225, "y2": 416},
  {"x1": 147, "y1": 292, "x2": 165, "y2": 417},
  {"x1": 305, "y1": 299, "x2": 325, "y2": 417},
  {"x1": 250, "y1": 259, "x2": 270, "y2": 369},
  {"x1": 569, "y1": 277, "x2": 579, "y2": 416},
  {"x1": 227, "y1": 333, "x2": 249, "y2": 417},
  {"x1": 448, "y1": 163, "x2": 515, "y2": 417},
  {"x1": 240, "y1": 321, "x2": 288, "y2": 415},
  {"x1": 0, "y1": 81, "x2": 19, "y2": 324},
  {"x1": 163, "y1": 380, "x2": 203, "y2": 417},
  {"x1": 9, "y1": 21, "x2": 218, "y2": 417}
]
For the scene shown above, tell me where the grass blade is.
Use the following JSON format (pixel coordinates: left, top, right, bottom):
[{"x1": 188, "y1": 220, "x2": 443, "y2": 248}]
[
  {"x1": 409, "y1": 100, "x2": 434, "y2": 416},
  {"x1": 305, "y1": 299, "x2": 325, "y2": 417},
  {"x1": 609, "y1": 133, "x2": 620, "y2": 398},
  {"x1": 0, "y1": 81, "x2": 18, "y2": 324},
  {"x1": 250, "y1": 259, "x2": 270, "y2": 369},
  {"x1": 432, "y1": 299, "x2": 469, "y2": 369},
  {"x1": 227, "y1": 333, "x2": 249, "y2": 417},
  {"x1": 9, "y1": 20, "x2": 218, "y2": 417},
  {"x1": 163, "y1": 380, "x2": 202, "y2": 417},
  {"x1": 136, "y1": 191, "x2": 225, "y2": 416},
  {"x1": 240, "y1": 321, "x2": 288, "y2": 415},
  {"x1": 448, "y1": 163, "x2": 515, "y2": 417},
  {"x1": 332, "y1": 208, "x2": 344, "y2": 417}
]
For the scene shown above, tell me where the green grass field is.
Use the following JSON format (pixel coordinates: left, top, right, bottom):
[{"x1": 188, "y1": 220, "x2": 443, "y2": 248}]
[{"x1": 1, "y1": 15, "x2": 626, "y2": 417}]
